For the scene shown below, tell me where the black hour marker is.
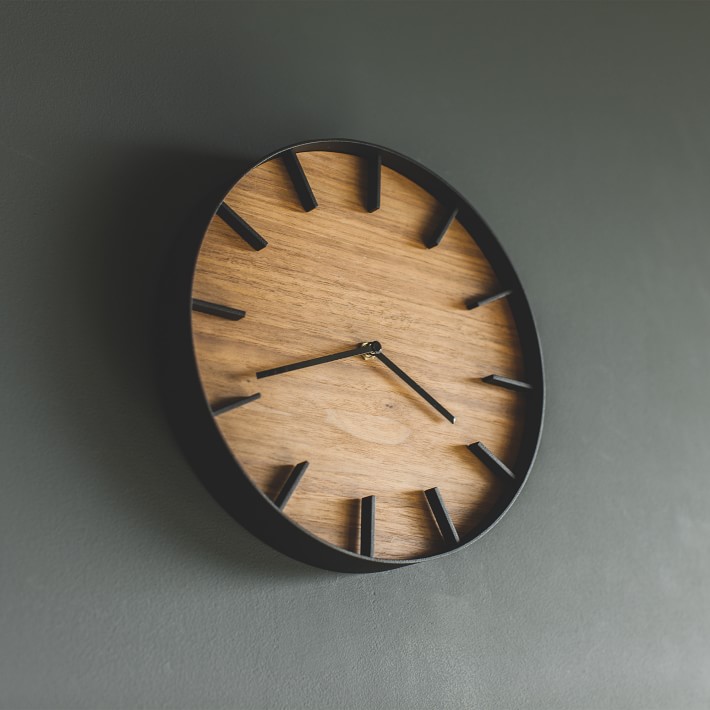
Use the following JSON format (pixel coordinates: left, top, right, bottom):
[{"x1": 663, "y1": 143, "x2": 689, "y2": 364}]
[
  {"x1": 366, "y1": 151, "x2": 381, "y2": 212},
  {"x1": 424, "y1": 206, "x2": 458, "y2": 249},
  {"x1": 216, "y1": 202, "x2": 268, "y2": 251},
  {"x1": 282, "y1": 149, "x2": 318, "y2": 212},
  {"x1": 274, "y1": 461, "x2": 310, "y2": 510},
  {"x1": 466, "y1": 289, "x2": 512, "y2": 310},
  {"x1": 482, "y1": 375, "x2": 532, "y2": 392},
  {"x1": 211, "y1": 393, "x2": 261, "y2": 416},
  {"x1": 467, "y1": 442, "x2": 515, "y2": 481},
  {"x1": 424, "y1": 487, "x2": 460, "y2": 546},
  {"x1": 360, "y1": 495, "x2": 376, "y2": 557},
  {"x1": 192, "y1": 298, "x2": 245, "y2": 321}
]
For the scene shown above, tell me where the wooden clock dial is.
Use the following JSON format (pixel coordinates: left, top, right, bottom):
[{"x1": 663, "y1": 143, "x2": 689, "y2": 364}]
[{"x1": 167, "y1": 140, "x2": 543, "y2": 571}]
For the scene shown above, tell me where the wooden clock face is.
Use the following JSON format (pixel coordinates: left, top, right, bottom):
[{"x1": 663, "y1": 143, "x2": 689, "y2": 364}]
[{"x1": 179, "y1": 140, "x2": 543, "y2": 571}]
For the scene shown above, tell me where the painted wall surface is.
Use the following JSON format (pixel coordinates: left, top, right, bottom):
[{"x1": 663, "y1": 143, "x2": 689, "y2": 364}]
[{"x1": 1, "y1": 3, "x2": 709, "y2": 708}]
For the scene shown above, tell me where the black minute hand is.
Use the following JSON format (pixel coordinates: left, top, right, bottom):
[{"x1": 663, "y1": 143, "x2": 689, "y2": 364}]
[
  {"x1": 374, "y1": 351, "x2": 456, "y2": 424},
  {"x1": 256, "y1": 342, "x2": 379, "y2": 379}
]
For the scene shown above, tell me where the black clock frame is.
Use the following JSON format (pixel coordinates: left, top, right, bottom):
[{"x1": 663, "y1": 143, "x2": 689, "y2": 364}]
[{"x1": 160, "y1": 138, "x2": 544, "y2": 573}]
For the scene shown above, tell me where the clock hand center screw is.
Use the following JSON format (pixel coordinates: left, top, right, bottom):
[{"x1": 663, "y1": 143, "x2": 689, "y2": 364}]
[{"x1": 360, "y1": 341, "x2": 382, "y2": 360}]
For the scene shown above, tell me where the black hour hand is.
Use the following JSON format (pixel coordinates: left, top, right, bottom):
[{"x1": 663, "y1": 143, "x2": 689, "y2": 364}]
[{"x1": 374, "y1": 351, "x2": 456, "y2": 424}]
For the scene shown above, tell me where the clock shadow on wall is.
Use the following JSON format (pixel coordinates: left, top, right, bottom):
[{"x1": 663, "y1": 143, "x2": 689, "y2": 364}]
[
  {"x1": 160, "y1": 139, "x2": 544, "y2": 573},
  {"x1": 41, "y1": 139, "x2": 542, "y2": 577},
  {"x1": 52, "y1": 142, "x2": 332, "y2": 580}
]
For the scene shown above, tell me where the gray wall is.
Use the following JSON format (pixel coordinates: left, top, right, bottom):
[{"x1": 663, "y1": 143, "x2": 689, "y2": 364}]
[{"x1": 2, "y1": 3, "x2": 709, "y2": 708}]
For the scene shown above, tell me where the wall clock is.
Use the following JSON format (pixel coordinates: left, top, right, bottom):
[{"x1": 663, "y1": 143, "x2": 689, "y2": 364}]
[{"x1": 162, "y1": 139, "x2": 544, "y2": 573}]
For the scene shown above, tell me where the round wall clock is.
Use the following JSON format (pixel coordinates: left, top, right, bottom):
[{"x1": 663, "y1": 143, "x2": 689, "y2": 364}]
[{"x1": 162, "y1": 139, "x2": 544, "y2": 573}]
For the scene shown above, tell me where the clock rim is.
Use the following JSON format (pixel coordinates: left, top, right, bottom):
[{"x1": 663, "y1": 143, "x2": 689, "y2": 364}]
[{"x1": 160, "y1": 138, "x2": 545, "y2": 573}]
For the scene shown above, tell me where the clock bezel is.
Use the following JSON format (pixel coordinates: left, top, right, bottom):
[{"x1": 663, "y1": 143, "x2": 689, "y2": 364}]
[{"x1": 160, "y1": 138, "x2": 544, "y2": 573}]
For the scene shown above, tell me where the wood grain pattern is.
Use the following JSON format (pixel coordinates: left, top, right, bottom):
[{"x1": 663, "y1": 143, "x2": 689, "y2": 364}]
[{"x1": 191, "y1": 150, "x2": 527, "y2": 559}]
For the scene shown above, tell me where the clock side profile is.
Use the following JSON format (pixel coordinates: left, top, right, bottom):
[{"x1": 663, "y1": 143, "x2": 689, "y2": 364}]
[{"x1": 161, "y1": 139, "x2": 544, "y2": 572}]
